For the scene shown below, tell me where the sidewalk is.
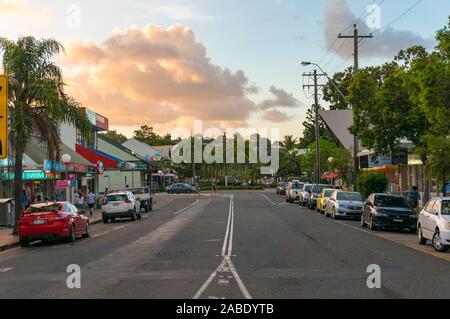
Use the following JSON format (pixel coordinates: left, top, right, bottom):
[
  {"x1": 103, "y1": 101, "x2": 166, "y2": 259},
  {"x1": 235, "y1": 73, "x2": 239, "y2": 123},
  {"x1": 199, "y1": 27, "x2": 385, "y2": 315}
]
[
  {"x1": 0, "y1": 193, "x2": 178, "y2": 251},
  {"x1": 0, "y1": 208, "x2": 103, "y2": 251}
]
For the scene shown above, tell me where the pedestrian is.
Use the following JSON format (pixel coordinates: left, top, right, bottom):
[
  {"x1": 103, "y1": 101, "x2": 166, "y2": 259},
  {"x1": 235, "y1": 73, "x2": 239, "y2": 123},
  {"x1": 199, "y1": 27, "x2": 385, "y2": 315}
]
[
  {"x1": 36, "y1": 194, "x2": 42, "y2": 203},
  {"x1": 407, "y1": 186, "x2": 421, "y2": 212},
  {"x1": 212, "y1": 179, "x2": 217, "y2": 197},
  {"x1": 87, "y1": 189, "x2": 96, "y2": 216},
  {"x1": 73, "y1": 190, "x2": 80, "y2": 206},
  {"x1": 76, "y1": 193, "x2": 85, "y2": 212},
  {"x1": 21, "y1": 190, "x2": 29, "y2": 211}
]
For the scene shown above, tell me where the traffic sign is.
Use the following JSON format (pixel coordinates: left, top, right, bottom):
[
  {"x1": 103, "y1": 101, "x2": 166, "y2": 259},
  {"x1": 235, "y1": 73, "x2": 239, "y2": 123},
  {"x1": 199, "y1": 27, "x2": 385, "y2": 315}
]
[{"x1": 0, "y1": 76, "x2": 7, "y2": 160}]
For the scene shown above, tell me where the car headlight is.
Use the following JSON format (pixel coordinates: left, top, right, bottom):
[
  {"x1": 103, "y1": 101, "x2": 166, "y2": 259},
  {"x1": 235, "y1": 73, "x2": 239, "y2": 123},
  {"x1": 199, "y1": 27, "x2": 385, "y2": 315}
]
[
  {"x1": 374, "y1": 210, "x2": 388, "y2": 217},
  {"x1": 443, "y1": 222, "x2": 450, "y2": 230}
]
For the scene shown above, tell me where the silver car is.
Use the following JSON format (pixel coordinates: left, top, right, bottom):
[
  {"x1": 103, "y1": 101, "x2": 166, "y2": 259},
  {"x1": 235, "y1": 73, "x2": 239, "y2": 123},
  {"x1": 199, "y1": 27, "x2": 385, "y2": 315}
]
[{"x1": 325, "y1": 191, "x2": 364, "y2": 220}]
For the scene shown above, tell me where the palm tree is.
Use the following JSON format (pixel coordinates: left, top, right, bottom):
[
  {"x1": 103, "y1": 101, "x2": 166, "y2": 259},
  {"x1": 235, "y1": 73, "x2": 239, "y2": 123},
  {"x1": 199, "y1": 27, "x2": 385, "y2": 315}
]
[{"x1": 0, "y1": 36, "x2": 92, "y2": 234}]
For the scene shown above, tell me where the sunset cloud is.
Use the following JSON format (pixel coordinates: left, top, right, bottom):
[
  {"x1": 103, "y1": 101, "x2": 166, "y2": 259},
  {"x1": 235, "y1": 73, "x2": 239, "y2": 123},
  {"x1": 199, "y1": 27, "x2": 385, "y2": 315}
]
[
  {"x1": 0, "y1": 0, "x2": 51, "y2": 21},
  {"x1": 262, "y1": 110, "x2": 293, "y2": 123},
  {"x1": 258, "y1": 86, "x2": 301, "y2": 110},
  {"x1": 63, "y1": 24, "x2": 259, "y2": 133},
  {"x1": 324, "y1": 0, "x2": 434, "y2": 58}
]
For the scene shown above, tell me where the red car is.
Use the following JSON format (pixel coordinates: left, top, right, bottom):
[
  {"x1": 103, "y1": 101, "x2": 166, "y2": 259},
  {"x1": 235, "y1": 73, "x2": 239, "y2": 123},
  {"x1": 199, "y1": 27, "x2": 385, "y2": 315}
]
[{"x1": 18, "y1": 202, "x2": 90, "y2": 247}]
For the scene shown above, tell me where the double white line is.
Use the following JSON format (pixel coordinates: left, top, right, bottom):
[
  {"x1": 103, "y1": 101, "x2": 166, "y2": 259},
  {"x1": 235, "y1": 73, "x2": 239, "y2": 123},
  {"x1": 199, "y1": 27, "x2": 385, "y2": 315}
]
[{"x1": 193, "y1": 195, "x2": 252, "y2": 299}]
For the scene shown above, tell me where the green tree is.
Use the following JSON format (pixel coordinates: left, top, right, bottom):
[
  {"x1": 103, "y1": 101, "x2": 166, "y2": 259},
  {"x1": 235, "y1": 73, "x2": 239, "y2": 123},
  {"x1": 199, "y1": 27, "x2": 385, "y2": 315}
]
[
  {"x1": 356, "y1": 171, "x2": 388, "y2": 199},
  {"x1": 0, "y1": 36, "x2": 92, "y2": 234},
  {"x1": 133, "y1": 125, "x2": 177, "y2": 146},
  {"x1": 322, "y1": 67, "x2": 354, "y2": 110},
  {"x1": 101, "y1": 130, "x2": 128, "y2": 144}
]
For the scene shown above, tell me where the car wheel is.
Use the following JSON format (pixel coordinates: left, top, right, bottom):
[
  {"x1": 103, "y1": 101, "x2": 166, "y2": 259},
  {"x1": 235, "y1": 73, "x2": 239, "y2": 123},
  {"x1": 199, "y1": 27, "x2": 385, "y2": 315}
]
[
  {"x1": 83, "y1": 223, "x2": 90, "y2": 238},
  {"x1": 432, "y1": 229, "x2": 448, "y2": 252},
  {"x1": 369, "y1": 216, "x2": 377, "y2": 231},
  {"x1": 19, "y1": 238, "x2": 29, "y2": 247},
  {"x1": 102, "y1": 216, "x2": 109, "y2": 224},
  {"x1": 361, "y1": 215, "x2": 366, "y2": 228},
  {"x1": 332, "y1": 209, "x2": 339, "y2": 220},
  {"x1": 418, "y1": 225, "x2": 427, "y2": 245},
  {"x1": 131, "y1": 209, "x2": 137, "y2": 221},
  {"x1": 67, "y1": 224, "x2": 76, "y2": 243}
]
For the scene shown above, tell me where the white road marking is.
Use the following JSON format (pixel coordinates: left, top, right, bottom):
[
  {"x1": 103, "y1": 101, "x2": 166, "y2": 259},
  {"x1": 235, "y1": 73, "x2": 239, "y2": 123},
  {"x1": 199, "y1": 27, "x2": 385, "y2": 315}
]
[
  {"x1": 0, "y1": 267, "x2": 13, "y2": 273},
  {"x1": 113, "y1": 224, "x2": 131, "y2": 231},
  {"x1": 262, "y1": 194, "x2": 288, "y2": 206},
  {"x1": 194, "y1": 195, "x2": 252, "y2": 300},
  {"x1": 173, "y1": 200, "x2": 200, "y2": 215}
]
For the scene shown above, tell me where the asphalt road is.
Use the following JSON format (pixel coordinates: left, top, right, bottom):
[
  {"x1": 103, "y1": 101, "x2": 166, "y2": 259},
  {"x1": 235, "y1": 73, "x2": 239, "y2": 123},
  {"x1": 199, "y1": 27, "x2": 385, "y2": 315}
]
[{"x1": 1, "y1": 190, "x2": 450, "y2": 299}]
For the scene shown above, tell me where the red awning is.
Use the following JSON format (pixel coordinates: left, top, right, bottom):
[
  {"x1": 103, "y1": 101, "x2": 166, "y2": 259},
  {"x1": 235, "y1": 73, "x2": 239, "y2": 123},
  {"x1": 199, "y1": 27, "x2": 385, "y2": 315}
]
[
  {"x1": 75, "y1": 144, "x2": 118, "y2": 169},
  {"x1": 55, "y1": 180, "x2": 70, "y2": 190},
  {"x1": 323, "y1": 172, "x2": 338, "y2": 179}
]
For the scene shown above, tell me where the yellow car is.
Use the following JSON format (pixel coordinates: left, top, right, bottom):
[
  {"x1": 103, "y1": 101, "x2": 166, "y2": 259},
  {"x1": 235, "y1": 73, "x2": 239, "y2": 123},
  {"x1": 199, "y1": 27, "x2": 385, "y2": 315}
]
[{"x1": 317, "y1": 188, "x2": 339, "y2": 214}]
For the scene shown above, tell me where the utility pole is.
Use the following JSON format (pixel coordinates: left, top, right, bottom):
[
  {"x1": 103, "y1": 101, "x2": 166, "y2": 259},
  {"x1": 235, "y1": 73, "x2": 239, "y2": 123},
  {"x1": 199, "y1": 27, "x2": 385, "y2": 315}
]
[
  {"x1": 302, "y1": 69, "x2": 326, "y2": 184},
  {"x1": 338, "y1": 24, "x2": 373, "y2": 189}
]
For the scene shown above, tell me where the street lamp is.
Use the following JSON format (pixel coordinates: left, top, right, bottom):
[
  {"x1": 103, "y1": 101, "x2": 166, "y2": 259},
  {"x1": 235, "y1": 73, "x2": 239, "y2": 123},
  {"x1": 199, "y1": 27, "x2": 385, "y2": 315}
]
[
  {"x1": 61, "y1": 154, "x2": 72, "y2": 202},
  {"x1": 301, "y1": 60, "x2": 358, "y2": 191}
]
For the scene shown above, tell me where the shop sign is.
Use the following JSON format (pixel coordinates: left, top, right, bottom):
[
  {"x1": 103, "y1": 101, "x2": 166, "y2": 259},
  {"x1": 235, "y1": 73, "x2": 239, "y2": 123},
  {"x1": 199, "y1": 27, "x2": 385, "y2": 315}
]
[
  {"x1": 369, "y1": 154, "x2": 392, "y2": 168},
  {"x1": 3, "y1": 170, "x2": 46, "y2": 180},
  {"x1": 44, "y1": 160, "x2": 62, "y2": 172}
]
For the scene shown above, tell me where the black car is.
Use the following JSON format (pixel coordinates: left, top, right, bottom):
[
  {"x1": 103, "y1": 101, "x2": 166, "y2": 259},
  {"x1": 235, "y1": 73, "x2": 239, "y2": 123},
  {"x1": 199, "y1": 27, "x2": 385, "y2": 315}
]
[
  {"x1": 166, "y1": 183, "x2": 198, "y2": 194},
  {"x1": 276, "y1": 182, "x2": 288, "y2": 195},
  {"x1": 361, "y1": 193, "x2": 417, "y2": 232},
  {"x1": 308, "y1": 184, "x2": 332, "y2": 210}
]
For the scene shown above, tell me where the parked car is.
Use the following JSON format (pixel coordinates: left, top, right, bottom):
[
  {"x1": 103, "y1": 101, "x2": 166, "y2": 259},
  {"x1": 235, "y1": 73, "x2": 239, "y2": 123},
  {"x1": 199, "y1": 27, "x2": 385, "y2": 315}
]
[
  {"x1": 18, "y1": 202, "x2": 90, "y2": 247},
  {"x1": 299, "y1": 184, "x2": 313, "y2": 206},
  {"x1": 325, "y1": 191, "x2": 364, "y2": 220},
  {"x1": 286, "y1": 181, "x2": 304, "y2": 203},
  {"x1": 308, "y1": 184, "x2": 332, "y2": 210},
  {"x1": 123, "y1": 187, "x2": 153, "y2": 212},
  {"x1": 276, "y1": 182, "x2": 288, "y2": 195},
  {"x1": 417, "y1": 197, "x2": 450, "y2": 252},
  {"x1": 317, "y1": 188, "x2": 339, "y2": 214},
  {"x1": 166, "y1": 183, "x2": 198, "y2": 194},
  {"x1": 361, "y1": 194, "x2": 417, "y2": 232},
  {"x1": 102, "y1": 191, "x2": 141, "y2": 223}
]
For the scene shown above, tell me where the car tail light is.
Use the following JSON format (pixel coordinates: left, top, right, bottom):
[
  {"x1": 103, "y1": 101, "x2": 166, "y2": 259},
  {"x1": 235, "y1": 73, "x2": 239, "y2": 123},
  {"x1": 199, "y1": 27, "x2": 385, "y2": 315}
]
[
  {"x1": 103, "y1": 199, "x2": 109, "y2": 205},
  {"x1": 124, "y1": 199, "x2": 131, "y2": 204}
]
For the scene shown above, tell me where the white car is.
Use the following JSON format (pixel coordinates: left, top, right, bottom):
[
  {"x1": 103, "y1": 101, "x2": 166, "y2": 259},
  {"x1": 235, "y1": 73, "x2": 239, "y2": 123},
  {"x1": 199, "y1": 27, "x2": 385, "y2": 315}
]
[
  {"x1": 102, "y1": 191, "x2": 141, "y2": 223},
  {"x1": 417, "y1": 197, "x2": 450, "y2": 252}
]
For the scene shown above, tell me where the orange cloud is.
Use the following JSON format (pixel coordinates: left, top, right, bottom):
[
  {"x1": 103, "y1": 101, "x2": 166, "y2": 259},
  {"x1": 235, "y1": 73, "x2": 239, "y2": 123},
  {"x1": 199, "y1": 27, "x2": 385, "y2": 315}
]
[
  {"x1": 63, "y1": 24, "x2": 258, "y2": 133},
  {"x1": 0, "y1": 0, "x2": 51, "y2": 21}
]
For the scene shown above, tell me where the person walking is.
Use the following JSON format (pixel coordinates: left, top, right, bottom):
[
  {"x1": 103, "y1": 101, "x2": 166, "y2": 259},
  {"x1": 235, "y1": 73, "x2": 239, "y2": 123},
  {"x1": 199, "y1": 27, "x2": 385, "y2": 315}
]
[
  {"x1": 407, "y1": 186, "x2": 421, "y2": 213},
  {"x1": 73, "y1": 190, "x2": 80, "y2": 206},
  {"x1": 212, "y1": 179, "x2": 217, "y2": 197},
  {"x1": 21, "y1": 190, "x2": 29, "y2": 211},
  {"x1": 76, "y1": 193, "x2": 85, "y2": 212},
  {"x1": 86, "y1": 190, "x2": 96, "y2": 216}
]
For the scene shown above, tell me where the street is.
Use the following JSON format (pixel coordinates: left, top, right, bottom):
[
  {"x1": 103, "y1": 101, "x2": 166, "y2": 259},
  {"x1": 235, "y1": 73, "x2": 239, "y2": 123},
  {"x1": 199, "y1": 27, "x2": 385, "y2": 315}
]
[{"x1": 1, "y1": 191, "x2": 450, "y2": 299}]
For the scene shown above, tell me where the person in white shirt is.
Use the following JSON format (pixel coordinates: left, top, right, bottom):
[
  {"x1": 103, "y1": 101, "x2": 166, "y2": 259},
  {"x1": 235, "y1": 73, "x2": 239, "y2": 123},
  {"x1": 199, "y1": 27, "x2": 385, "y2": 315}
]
[{"x1": 87, "y1": 190, "x2": 96, "y2": 216}]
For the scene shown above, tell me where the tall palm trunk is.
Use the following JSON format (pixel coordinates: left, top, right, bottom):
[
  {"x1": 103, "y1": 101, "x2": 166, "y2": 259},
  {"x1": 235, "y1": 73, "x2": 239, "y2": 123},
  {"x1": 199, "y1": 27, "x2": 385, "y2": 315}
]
[{"x1": 12, "y1": 150, "x2": 23, "y2": 235}]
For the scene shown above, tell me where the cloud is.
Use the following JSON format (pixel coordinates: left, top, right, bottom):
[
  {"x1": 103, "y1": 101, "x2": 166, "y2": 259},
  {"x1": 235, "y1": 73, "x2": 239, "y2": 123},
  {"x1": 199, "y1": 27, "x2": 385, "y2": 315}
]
[
  {"x1": 324, "y1": 0, "x2": 434, "y2": 59},
  {"x1": 262, "y1": 110, "x2": 293, "y2": 123},
  {"x1": 0, "y1": 0, "x2": 51, "y2": 21},
  {"x1": 258, "y1": 86, "x2": 301, "y2": 110},
  {"x1": 62, "y1": 24, "x2": 258, "y2": 133}
]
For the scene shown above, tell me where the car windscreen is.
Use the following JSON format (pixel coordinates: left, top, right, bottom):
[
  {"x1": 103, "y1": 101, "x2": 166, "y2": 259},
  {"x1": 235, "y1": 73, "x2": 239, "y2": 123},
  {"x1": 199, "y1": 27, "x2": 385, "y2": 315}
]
[
  {"x1": 106, "y1": 195, "x2": 128, "y2": 202},
  {"x1": 337, "y1": 192, "x2": 362, "y2": 201},
  {"x1": 374, "y1": 195, "x2": 409, "y2": 208},
  {"x1": 279, "y1": 183, "x2": 287, "y2": 187},
  {"x1": 291, "y1": 183, "x2": 301, "y2": 189},
  {"x1": 442, "y1": 200, "x2": 450, "y2": 215},
  {"x1": 26, "y1": 203, "x2": 61, "y2": 213},
  {"x1": 324, "y1": 190, "x2": 335, "y2": 197},
  {"x1": 129, "y1": 188, "x2": 143, "y2": 194},
  {"x1": 313, "y1": 185, "x2": 327, "y2": 193},
  {"x1": 304, "y1": 185, "x2": 312, "y2": 192}
]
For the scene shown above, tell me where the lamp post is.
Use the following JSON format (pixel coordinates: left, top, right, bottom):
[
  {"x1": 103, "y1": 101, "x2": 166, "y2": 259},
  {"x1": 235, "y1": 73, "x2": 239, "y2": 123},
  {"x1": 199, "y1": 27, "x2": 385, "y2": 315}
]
[
  {"x1": 328, "y1": 157, "x2": 335, "y2": 186},
  {"x1": 61, "y1": 154, "x2": 72, "y2": 202},
  {"x1": 301, "y1": 61, "x2": 358, "y2": 190}
]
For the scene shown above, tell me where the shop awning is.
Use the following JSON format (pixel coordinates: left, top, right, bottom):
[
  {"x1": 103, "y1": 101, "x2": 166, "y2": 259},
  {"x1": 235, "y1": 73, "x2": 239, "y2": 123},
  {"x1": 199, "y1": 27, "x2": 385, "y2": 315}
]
[{"x1": 75, "y1": 144, "x2": 118, "y2": 169}]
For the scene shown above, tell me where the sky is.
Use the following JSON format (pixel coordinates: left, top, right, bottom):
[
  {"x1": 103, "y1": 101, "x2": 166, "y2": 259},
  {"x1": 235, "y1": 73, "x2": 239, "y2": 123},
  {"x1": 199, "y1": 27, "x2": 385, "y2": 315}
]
[{"x1": 0, "y1": 0, "x2": 448, "y2": 139}]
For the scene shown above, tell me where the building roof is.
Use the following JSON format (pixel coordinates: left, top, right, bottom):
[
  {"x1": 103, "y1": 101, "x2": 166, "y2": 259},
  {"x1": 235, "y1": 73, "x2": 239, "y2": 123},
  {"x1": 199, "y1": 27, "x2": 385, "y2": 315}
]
[
  {"x1": 97, "y1": 135, "x2": 142, "y2": 162},
  {"x1": 319, "y1": 109, "x2": 357, "y2": 151},
  {"x1": 122, "y1": 139, "x2": 161, "y2": 160},
  {"x1": 26, "y1": 136, "x2": 92, "y2": 166}
]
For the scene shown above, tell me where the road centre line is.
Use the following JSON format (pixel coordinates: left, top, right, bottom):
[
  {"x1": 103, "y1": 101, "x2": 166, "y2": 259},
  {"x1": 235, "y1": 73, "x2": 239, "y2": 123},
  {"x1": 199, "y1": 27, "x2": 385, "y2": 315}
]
[
  {"x1": 173, "y1": 199, "x2": 200, "y2": 215},
  {"x1": 193, "y1": 195, "x2": 252, "y2": 299}
]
